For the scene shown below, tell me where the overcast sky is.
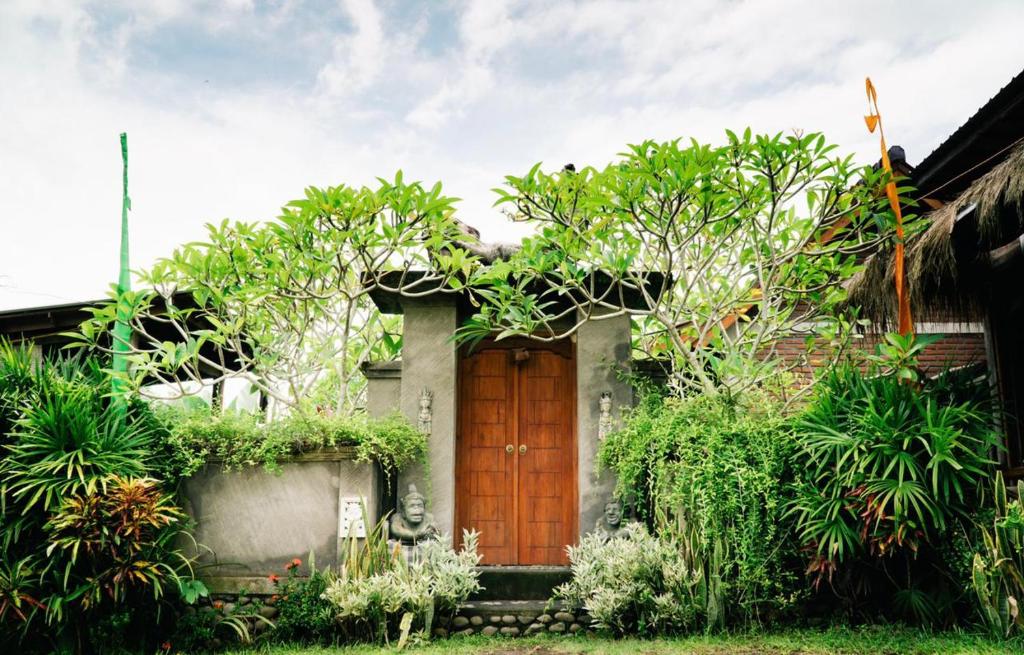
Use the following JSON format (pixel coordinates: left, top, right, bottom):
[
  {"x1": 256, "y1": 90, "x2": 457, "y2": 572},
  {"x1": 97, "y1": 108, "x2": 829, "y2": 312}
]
[{"x1": 1, "y1": 0, "x2": 1023, "y2": 310}]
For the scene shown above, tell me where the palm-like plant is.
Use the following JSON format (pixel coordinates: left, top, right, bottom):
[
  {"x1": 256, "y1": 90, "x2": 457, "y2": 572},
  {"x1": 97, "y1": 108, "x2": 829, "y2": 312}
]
[
  {"x1": 0, "y1": 339, "x2": 37, "y2": 442},
  {"x1": 2, "y1": 382, "x2": 153, "y2": 516},
  {"x1": 791, "y1": 360, "x2": 998, "y2": 571}
]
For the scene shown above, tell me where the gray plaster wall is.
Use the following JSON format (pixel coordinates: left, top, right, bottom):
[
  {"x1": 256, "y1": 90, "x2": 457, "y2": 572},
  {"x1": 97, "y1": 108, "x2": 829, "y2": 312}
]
[
  {"x1": 397, "y1": 299, "x2": 457, "y2": 536},
  {"x1": 576, "y1": 311, "x2": 632, "y2": 536},
  {"x1": 365, "y1": 368, "x2": 401, "y2": 418},
  {"x1": 183, "y1": 456, "x2": 379, "y2": 587}
]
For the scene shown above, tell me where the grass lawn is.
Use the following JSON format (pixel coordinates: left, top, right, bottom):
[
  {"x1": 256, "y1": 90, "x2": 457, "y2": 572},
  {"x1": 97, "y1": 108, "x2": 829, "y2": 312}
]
[{"x1": 218, "y1": 626, "x2": 1021, "y2": 655}]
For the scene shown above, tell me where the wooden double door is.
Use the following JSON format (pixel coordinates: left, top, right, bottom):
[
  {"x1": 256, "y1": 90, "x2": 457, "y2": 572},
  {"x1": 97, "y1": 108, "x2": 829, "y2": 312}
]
[{"x1": 456, "y1": 340, "x2": 576, "y2": 565}]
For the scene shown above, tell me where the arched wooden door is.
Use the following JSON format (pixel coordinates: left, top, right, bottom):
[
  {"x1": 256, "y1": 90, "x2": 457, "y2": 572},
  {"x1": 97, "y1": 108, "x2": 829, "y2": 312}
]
[{"x1": 456, "y1": 340, "x2": 576, "y2": 565}]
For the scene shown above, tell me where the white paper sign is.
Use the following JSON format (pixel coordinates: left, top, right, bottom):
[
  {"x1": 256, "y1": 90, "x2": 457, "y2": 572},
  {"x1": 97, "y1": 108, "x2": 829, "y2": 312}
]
[{"x1": 339, "y1": 497, "x2": 367, "y2": 538}]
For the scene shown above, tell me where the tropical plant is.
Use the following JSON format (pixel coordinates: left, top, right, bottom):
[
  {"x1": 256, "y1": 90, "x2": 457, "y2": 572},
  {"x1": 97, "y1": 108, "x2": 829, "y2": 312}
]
[
  {"x1": 0, "y1": 349, "x2": 192, "y2": 653},
  {"x1": 72, "y1": 175, "x2": 477, "y2": 414},
  {"x1": 0, "y1": 339, "x2": 37, "y2": 446},
  {"x1": 972, "y1": 472, "x2": 1024, "y2": 638},
  {"x1": 599, "y1": 393, "x2": 802, "y2": 627},
  {"x1": 0, "y1": 555, "x2": 45, "y2": 635},
  {"x1": 322, "y1": 509, "x2": 481, "y2": 645},
  {"x1": 789, "y1": 342, "x2": 1000, "y2": 624},
  {"x1": 791, "y1": 360, "x2": 998, "y2": 572},
  {"x1": 552, "y1": 523, "x2": 704, "y2": 636},
  {"x1": 2, "y1": 384, "x2": 154, "y2": 518},
  {"x1": 44, "y1": 477, "x2": 186, "y2": 616},
  {"x1": 458, "y1": 131, "x2": 904, "y2": 399},
  {"x1": 414, "y1": 534, "x2": 483, "y2": 616},
  {"x1": 36, "y1": 476, "x2": 199, "y2": 653}
]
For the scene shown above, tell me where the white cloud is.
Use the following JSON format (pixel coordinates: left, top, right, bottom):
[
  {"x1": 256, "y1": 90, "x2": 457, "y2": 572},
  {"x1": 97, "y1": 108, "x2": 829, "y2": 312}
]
[
  {"x1": 316, "y1": 0, "x2": 386, "y2": 96},
  {"x1": 1, "y1": 0, "x2": 1023, "y2": 309}
]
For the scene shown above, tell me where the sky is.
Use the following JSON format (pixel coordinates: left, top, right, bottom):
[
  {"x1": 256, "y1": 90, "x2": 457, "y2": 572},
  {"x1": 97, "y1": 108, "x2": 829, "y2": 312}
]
[{"x1": 1, "y1": 0, "x2": 1023, "y2": 310}]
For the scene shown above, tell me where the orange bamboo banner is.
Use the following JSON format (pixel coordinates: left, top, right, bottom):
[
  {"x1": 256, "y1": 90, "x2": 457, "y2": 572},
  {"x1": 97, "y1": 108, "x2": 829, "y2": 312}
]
[{"x1": 864, "y1": 77, "x2": 914, "y2": 337}]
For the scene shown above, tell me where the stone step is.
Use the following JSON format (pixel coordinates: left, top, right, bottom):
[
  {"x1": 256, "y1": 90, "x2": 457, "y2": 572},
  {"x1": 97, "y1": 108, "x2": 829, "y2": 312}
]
[
  {"x1": 471, "y1": 565, "x2": 571, "y2": 601},
  {"x1": 441, "y1": 599, "x2": 589, "y2": 638}
]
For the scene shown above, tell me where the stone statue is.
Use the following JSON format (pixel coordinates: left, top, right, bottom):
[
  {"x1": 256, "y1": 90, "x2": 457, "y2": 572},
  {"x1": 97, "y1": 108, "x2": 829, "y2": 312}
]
[
  {"x1": 388, "y1": 484, "x2": 439, "y2": 545},
  {"x1": 593, "y1": 498, "x2": 632, "y2": 541},
  {"x1": 598, "y1": 392, "x2": 614, "y2": 440},
  {"x1": 417, "y1": 389, "x2": 432, "y2": 435}
]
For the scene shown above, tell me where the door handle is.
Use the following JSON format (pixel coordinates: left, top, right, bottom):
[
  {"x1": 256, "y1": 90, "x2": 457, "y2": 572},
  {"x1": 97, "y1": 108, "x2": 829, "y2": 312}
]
[
  {"x1": 519, "y1": 444, "x2": 527, "y2": 455},
  {"x1": 505, "y1": 444, "x2": 514, "y2": 454}
]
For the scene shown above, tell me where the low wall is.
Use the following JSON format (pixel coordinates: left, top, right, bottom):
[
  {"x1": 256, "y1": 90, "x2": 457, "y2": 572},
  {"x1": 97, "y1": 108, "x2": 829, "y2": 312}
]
[{"x1": 181, "y1": 448, "x2": 382, "y2": 593}]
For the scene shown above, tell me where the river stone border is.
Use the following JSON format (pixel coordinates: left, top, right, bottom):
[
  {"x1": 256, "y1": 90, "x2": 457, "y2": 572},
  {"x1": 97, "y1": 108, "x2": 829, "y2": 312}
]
[{"x1": 437, "y1": 601, "x2": 591, "y2": 637}]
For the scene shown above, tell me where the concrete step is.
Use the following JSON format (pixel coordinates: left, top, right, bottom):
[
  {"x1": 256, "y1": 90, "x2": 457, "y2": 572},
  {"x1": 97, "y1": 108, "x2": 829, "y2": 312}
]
[{"x1": 471, "y1": 565, "x2": 571, "y2": 601}]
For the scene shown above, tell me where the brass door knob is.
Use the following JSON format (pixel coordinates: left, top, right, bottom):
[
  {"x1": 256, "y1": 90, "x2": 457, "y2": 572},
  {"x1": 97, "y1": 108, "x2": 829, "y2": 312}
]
[
  {"x1": 505, "y1": 444, "x2": 514, "y2": 454},
  {"x1": 519, "y1": 444, "x2": 527, "y2": 454}
]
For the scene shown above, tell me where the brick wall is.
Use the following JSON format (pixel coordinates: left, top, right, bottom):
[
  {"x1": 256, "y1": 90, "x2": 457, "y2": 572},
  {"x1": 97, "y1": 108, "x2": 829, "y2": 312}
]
[{"x1": 772, "y1": 331, "x2": 988, "y2": 382}]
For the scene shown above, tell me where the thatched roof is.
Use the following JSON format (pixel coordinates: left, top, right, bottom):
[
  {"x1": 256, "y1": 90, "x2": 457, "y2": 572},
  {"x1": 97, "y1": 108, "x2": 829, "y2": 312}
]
[{"x1": 845, "y1": 141, "x2": 1024, "y2": 326}]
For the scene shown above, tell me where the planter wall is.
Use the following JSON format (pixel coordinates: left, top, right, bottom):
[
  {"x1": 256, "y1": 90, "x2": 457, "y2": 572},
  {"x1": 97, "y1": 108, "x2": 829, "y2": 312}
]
[{"x1": 181, "y1": 448, "x2": 381, "y2": 593}]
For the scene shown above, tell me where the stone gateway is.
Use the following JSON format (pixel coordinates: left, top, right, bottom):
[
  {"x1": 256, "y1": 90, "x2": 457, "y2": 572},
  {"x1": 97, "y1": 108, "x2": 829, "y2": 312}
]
[{"x1": 364, "y1": 279, "x2": 657, "y2": 567}]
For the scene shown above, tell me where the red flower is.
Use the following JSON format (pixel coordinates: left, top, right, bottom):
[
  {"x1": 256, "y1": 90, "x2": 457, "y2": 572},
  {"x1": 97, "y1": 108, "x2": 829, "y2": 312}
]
[
  {"x1": 212, "y1": 600, "x2": 224, "y2": 609},
  {"x1": 292, "y1": 557, "x2": 302, "y2": 567},
  {"x1": 268, "y1": 573, "x2": 280, "y2": 583},
  {"x1": 285, "y1": 557, "x2": 302, "y2": 571},
  {"x1": 161, "y1": 642, "x2": 171, "y2": 652}
]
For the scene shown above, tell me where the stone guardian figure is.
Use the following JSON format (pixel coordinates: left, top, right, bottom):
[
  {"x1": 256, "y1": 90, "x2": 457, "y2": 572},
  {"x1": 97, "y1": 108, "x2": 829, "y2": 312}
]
[
  {"x1": 593, "y1": 498, "x2": 634, "y2": 541},
  {"x1": 388, "y1": 484, "x2": 439, "y2": 545}
]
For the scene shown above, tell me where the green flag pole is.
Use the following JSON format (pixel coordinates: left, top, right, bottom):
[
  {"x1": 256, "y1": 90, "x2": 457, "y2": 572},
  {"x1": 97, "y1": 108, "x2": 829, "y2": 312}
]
[{"x1": 112, "y1": 133, "x2": 132, "y2": 396}]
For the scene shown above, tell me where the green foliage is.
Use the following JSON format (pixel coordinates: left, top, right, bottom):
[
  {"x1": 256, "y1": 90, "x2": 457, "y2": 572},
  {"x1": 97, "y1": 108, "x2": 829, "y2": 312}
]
[
  {"x1": 0, "y1": 344, "x2": 197, "y2": 653},
  {"x1": 553, "y1": 524, "x2": 704, "y2": 636},
  {"x1": 971, "y1": 472, "x2": 1024, "y2": 638},
  {"x1": 3, "y1": 383, "x2": 154, "y2": 517},
  {"x1": 155, "y1": 408, "x2": 426, "y2": 481},
  {"x1": 599, "y1": 393, "x2": 801, "y2": 627},
  {"x1": 44, "y1": 477, "x2": 186, "y2": 621},
  {"x1": 0, "y1": 339, "x2": 36, "y2": 445},
  {"x1": 322, "y1": 510, "x2": 481, "y2": 645},
  {"x1": 788, "y1": 337, "x2": 1000, "y2": 624},
  {"x1": 459, "y1": 131, "x2": 901, "y2": 398},
  {"x1": 72, "y1": 175, "x2": 475, "y2": 412},
  {"x1": 270, "y1": 555, "x2": 337, "y2": 644},
  {"x1": 790, "y1": 360, "x2": 998, "y2": 571},
  {"x1": 868, "y1": 332, "x2": 942, "y2": 384},
  {"x1": 0, "y1": 555, "x2": 44, "y2": 632}
]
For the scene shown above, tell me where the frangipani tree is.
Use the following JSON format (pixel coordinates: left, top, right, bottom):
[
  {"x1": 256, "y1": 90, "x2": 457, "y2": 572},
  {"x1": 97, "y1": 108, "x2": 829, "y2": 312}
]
[
  {"x1": 74, "y1": 174, "x2": 476, "y2": 414},
  {"x1": 460, "y1": 131, "x2": 898, "y2": 398}
]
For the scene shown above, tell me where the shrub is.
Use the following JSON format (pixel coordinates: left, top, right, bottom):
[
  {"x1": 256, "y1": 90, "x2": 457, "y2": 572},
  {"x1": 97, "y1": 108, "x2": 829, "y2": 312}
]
[
  {"x1": 789, "y1": 338, "x2": 1000, "y2": 624},
  {"x1": 3, "y1": 384, "x2": 154, "y2": 517},
  {"x1": 599, "y1": 393, "x2": 801, "y2": 628},
  {"x1": 156, "y1": 408, "x2": 426, "y2": 481},
  {"x1": 971, "y1": 472, "x2": 1024, "y2": 638},
  {"x1": 45, "y1": 477, "x2": 185, "y2": 614},
  {"x1": 39, "y1": 476, "x2": 191, "y2": 650},
  {"x1": 0, "y1": 346, "x2": 194, "y2": 653},
  {"x1": 268, "y1": 556, "x2": 337, "y2": 644},
  {"x1": 322, "y1": 512, "x2": 480, "y2": 645},
  {"x1": 0, "y1": 339, "x2": 36, "y2": 446},
  {"x1": 552, "y1": 523, "x2": 704, "y2": 636}
]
